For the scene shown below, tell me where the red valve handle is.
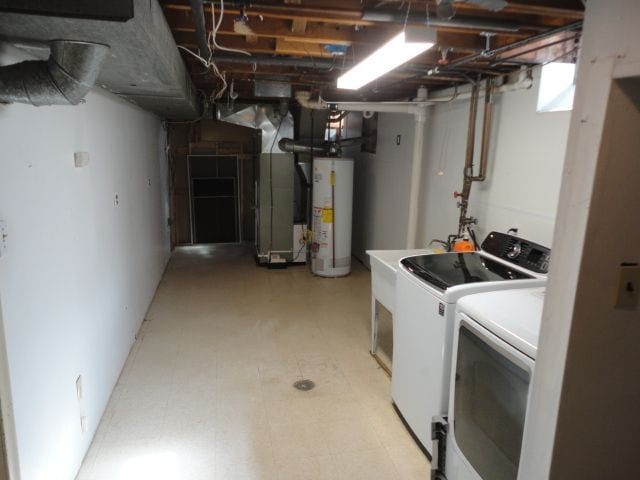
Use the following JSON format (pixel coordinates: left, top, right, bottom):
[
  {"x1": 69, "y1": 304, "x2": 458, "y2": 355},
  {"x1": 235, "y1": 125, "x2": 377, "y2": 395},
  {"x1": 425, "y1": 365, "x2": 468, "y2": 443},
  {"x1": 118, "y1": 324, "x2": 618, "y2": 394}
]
[{"x1": 453, "y1": 191, "x2": 462, "y2": 199}]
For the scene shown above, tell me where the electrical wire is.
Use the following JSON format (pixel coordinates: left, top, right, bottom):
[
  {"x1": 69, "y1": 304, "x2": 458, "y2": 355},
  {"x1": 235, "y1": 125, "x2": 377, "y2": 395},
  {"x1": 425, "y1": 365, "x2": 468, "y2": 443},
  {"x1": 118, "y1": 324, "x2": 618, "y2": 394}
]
[
  {"x1": 294, "y1": 231, "x2": 307, "y2": 260},
  {"x1": 210, "y1": 0, "x2": 252, "y2": 57},
  {"x1": 403, "y1": 1, "x2": 412, "y2": 29},
  {"x1": 177, "y1": 45, "x2": 209, "y2": 67},
  {"x1": 206, "y1": 0, "x2": 254, "y2": 100}
]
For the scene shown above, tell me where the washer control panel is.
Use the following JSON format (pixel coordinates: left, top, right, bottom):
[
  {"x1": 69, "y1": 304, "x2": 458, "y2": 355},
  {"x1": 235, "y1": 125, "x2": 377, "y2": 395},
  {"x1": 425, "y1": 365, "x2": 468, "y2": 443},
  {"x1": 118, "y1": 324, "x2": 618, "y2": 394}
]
[{"x1": 481, "y1": 231, "x2": 551, "y2": 274}]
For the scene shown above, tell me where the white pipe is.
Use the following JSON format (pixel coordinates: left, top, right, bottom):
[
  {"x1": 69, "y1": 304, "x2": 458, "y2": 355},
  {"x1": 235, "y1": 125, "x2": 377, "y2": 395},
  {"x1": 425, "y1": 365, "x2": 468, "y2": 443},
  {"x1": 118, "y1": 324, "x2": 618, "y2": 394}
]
[
  {"x1": 406, "y1": 107, "x2": 427, "y2": 248},
  {"x1": 295, "y1": 74, "x2": 533, "y2": 113},
  {"x1": 295, "y1": 90, "x2": 435, "y2": 113}
]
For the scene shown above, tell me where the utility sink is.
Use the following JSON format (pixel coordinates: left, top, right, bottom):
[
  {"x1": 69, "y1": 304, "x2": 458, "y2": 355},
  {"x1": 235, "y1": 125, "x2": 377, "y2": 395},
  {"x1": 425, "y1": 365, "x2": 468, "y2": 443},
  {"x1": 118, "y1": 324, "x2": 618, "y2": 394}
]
[{"x1": 367, "y1": 248, "x2": 438, "y2": 355}]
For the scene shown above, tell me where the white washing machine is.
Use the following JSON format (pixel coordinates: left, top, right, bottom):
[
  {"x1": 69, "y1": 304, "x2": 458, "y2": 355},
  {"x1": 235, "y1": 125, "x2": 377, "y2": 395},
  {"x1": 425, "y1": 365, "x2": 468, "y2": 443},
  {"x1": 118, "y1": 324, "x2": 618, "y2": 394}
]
[
  {"x1": 391, "y1": 232, "x2": 550, "y2": 453},
  {"x1": 431, "y1": 287, "x2": 545, "y2": 480}
]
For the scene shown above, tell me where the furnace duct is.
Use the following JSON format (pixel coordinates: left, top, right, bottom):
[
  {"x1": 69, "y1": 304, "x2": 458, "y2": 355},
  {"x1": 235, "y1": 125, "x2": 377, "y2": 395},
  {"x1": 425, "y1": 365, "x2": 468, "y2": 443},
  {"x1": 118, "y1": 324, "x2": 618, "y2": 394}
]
[
  {"x1": 217, "y1": 103, "x2": 294, "y2": 153},
  {"x1": 0, "y1": 40, "x2": 109, "y2": 106}
]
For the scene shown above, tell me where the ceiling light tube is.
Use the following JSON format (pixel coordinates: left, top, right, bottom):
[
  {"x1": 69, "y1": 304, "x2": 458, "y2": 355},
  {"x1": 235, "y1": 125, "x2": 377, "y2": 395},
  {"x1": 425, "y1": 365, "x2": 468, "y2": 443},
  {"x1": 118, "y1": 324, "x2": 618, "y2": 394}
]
[{"x1": 337, "y1": 27, "x2": 437, "y2": 90}]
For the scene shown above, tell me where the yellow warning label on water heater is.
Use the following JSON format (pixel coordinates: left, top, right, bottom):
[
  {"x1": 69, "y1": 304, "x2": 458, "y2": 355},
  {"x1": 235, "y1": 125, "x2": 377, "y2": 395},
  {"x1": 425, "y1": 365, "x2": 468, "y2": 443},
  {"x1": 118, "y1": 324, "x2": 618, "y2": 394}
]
[{"x1": 322, "y1": 207, "x2": 333, "y2": 223}]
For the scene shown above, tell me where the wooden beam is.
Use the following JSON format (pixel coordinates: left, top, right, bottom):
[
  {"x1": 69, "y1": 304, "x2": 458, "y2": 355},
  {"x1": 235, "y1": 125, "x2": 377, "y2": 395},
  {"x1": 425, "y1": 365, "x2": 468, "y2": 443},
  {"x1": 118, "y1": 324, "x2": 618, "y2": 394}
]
[
  {"x1": 162, "y1": 3, "x2": 373, "y2": 27},
  {"x1": 291, "y1": 18, "x2": 308, "y2": 34},
  {"x1": 170, "y1": 14, "x2": 356, "y2": 45},
  {"x1": 454, "y1": 1, "x2": 584, "y2": 20},
  {"x1": 161, "y1": 1, "x2": 584, "y2": 26},
  {"x1": 275, "y1": 39, "x2": 333, "y2": 58},
  {"x1": 173, "y1": 32, "x2": 276, "y2": 54}
]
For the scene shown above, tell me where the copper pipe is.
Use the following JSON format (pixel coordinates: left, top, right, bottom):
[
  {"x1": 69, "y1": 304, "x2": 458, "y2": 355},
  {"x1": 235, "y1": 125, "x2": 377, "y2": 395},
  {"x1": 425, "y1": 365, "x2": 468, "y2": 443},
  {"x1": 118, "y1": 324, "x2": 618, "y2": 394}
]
[
  {"x1": 457, "y1": 79, "x2": 494, "y2": 237},
  {"x1": 471, "y1": 79, "x2": 495, "y2": 182},
  {"x1": 457, "y1": 83, "x2": 480, "y2": 235},
  {"x1": 464, "y1": 83, "x2": 480, "y2": 181}
]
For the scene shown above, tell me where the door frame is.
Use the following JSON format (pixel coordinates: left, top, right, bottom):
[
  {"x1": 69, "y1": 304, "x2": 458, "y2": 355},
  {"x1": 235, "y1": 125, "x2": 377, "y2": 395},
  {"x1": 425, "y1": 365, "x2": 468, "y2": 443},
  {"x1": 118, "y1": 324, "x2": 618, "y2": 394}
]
[{"x1": 0, "y1": 293, "x2": 19, "y2": 479}]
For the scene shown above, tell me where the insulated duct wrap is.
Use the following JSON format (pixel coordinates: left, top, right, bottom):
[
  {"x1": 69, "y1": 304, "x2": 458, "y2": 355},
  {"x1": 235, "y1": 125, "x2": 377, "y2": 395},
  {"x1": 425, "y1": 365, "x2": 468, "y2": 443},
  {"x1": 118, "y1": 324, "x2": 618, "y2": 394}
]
[{"x1": 0, "y1": 40, "x2": 109, "y2": 106}]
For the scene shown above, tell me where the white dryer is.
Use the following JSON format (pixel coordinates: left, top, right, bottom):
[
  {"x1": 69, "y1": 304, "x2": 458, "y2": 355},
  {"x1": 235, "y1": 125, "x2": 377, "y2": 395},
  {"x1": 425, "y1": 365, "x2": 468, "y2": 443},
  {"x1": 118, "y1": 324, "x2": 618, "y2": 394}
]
[
  {"x1": 391, "y1": 232, "x2": 550, "y2": 453},
  {"x1": 431, "y1": 287, "x2": 545, "y2": 480}
]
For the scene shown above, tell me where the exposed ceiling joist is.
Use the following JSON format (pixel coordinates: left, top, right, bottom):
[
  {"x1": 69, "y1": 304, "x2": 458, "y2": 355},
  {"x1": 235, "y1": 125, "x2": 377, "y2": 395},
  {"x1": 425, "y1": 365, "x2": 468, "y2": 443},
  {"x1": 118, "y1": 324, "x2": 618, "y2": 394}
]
[{"x1": 160, "y1": 0, "x2": 584, "y2": 103}]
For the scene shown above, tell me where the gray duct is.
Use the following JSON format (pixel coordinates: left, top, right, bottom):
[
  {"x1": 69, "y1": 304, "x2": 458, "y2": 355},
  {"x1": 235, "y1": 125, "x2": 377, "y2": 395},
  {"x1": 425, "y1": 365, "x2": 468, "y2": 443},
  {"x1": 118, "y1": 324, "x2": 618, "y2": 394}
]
[
  {"x1": 361, "y1": 8, "x2": 520, "y2": 32},
  {"x1": 0, "y1": 40, "x2": 109, "y2": 106},
  {"x1": 278, "y1": 138, "x2": 328, "y2": 155},
  {"x1": 278, "y1": 137, "x2": 367, "y2": 155},
  {"x1": 217, "y1": 104, "x2": 294, "y2": 153}
]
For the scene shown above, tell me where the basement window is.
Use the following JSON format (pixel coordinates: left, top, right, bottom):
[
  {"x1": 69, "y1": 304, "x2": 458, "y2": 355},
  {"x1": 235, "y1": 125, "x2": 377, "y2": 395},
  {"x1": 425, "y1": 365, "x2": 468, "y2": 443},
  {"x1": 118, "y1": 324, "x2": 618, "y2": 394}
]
[{"x1": 537, "y1": 62, "x2": 576, "y2": 113}]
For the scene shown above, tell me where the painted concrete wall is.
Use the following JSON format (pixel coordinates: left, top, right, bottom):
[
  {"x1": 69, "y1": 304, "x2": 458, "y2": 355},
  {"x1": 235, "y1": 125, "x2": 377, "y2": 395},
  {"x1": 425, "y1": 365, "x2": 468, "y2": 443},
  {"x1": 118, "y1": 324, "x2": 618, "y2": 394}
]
[
  {"x1": 352, "y1": 113, "x2": 417, "y2": 263},
  {"x1": 0, "y1": 44, "x2": 170, "y2": 480},
  {"x1": 520, "y1": 1, "x2": 640, "y2": 477},
  {"x1": 418, "y1": 69, "x2": 571, "y2": 249},
  {"x1": 353, "y1": 69, "x2": 571, "y2": 266}
]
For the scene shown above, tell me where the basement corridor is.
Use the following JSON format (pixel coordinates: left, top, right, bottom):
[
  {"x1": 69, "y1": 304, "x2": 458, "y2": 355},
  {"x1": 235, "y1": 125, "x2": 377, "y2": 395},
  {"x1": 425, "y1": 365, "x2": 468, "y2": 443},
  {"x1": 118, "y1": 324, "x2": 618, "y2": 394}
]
[{"x1": 76, "y1": 245, "x2": 428, "y2": 480}]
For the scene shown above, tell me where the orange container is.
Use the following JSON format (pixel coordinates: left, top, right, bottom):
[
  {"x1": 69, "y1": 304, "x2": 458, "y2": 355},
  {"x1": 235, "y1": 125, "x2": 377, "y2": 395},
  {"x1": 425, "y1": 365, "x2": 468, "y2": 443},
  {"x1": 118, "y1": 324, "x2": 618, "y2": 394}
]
[{"x1": 453, "y1": 240, "x2": 475, "y2": 252}]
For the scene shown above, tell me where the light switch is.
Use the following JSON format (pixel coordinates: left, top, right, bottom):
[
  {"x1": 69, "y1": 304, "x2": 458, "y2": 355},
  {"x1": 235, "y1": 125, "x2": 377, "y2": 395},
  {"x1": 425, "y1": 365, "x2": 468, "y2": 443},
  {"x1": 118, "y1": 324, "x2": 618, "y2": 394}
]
[
  {"x1": 74, "y1": 151, "x2": 90, "y2": 168},
  {"x1": 0, "y1": 221, "x2": 7, "y2": 257},
  {"x1": 615, "y1": 263, "x2": 639, "y2": 309}
]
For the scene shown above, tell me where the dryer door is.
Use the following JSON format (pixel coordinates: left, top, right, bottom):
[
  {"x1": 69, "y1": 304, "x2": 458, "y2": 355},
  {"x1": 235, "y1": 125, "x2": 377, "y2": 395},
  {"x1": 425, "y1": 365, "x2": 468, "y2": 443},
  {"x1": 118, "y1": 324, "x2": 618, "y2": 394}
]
[{"x1": 449, "y1": 315, "x2": 535, "y2": 480}]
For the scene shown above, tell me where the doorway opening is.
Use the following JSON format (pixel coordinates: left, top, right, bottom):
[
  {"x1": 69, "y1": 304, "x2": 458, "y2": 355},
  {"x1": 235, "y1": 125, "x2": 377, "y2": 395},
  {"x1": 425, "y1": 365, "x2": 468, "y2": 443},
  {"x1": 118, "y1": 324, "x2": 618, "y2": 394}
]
[{"x1": 188, "y1": 155, "x2": 240, "y2": 244}]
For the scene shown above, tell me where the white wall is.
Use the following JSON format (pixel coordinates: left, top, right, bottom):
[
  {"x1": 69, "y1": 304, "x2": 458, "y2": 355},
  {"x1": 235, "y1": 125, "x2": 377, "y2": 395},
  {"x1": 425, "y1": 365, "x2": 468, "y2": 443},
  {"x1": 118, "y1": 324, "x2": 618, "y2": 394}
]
[
  {"x1": 418, "y1": 69, "x2": 571, "y2": 248},
  {"x1": 520, "y1": 1, "x2": 640, "y2": 477},
  {"x1": 0, "y1": 44, "x2": 170, "y2": 480},
  {"x1": 353, "y1": 70, "x2": 571, "y2": 265},
  {"x1": 352, "y1": 113, "x2": 417, "y2": 263}
]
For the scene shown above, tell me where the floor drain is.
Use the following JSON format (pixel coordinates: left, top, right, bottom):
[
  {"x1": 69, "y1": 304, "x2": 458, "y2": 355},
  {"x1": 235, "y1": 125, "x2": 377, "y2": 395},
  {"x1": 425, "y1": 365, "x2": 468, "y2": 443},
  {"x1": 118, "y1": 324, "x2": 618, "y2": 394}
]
[{"x1": 293, "y1": 379, "x2": 315, "y2": 391}]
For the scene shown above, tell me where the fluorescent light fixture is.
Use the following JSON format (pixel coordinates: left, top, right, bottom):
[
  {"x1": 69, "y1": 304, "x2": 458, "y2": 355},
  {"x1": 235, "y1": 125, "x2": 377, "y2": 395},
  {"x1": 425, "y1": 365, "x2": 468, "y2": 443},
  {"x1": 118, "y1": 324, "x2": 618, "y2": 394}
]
[{"x1": 337, "y1": 27, "x2": 437, "y2": 90}]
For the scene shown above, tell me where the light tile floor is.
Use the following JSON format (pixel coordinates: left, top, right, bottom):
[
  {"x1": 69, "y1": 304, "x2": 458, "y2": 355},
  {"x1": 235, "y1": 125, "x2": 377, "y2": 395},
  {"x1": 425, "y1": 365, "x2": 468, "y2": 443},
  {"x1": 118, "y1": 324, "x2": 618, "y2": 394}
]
[{"x1": 77, "y1": 244, "x2": 429, "y2": 480}]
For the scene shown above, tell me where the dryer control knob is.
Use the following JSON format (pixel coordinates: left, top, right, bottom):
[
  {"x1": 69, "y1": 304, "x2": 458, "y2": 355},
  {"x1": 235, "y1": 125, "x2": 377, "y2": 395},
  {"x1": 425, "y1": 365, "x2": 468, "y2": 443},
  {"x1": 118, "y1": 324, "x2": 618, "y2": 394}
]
[{"x1": 507, "y1": 242, "x2": 522, "y2": 259}]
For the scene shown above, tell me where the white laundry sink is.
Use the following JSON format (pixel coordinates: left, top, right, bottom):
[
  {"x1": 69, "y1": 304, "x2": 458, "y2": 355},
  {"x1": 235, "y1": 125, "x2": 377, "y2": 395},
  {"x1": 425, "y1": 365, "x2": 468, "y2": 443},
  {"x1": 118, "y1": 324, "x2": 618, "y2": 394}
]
[
  {"x1": 367, "y1": 249, "x2": 436, "y2": 314},
  {"x1": 366, "y1": 248, "x2": 438, "y2": 354}
]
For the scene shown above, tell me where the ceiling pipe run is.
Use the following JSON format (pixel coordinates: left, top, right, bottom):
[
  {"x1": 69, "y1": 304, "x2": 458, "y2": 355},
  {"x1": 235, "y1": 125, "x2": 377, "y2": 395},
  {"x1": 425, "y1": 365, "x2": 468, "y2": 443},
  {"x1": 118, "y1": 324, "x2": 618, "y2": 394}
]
[
  {"x1": 210, "y1": 53, "x2": 452, "y2": 78},
  {"x1": 0, "y1": 40, "x2": 109, "y2": 106},
  {"x1": 426, "y1": 21, "x2": 583, "y2": 76},
  {"x1": 211, "y1": 20, "x2": 578, "y2": 86},
  {"x1": 189, "y1": 0, "x2": 211, "y2": 59},
  {"x1": 361, "y1": 8, "x2": 521, "y2": 32}
]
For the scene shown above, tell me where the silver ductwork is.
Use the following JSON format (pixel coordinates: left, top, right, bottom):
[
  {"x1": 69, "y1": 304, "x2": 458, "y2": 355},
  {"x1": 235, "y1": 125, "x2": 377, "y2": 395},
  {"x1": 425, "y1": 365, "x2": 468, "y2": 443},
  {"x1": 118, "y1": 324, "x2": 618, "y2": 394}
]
[
  {"x1": 217, "y1": 104, "x2": 294, "y2": 153},
  {"x1": 0, "y1": 0, "x2": 201, "y2": 118},
  {"x1": 278, "y1": 137, "x2": 367, "y2": 156},
  {"x1": 278, "y1": 138, "x2": 327, "y2": 155},
  {"x1": 0, "y1": 40, "x2": 109, "y2": 106}
]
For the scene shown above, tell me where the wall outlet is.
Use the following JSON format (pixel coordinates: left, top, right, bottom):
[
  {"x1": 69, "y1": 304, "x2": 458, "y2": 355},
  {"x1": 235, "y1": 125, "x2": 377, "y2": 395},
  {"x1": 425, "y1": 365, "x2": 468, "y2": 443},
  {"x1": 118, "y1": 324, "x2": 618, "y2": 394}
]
[
  {"x1": 76, "y1": 375, "x2": 83, "y2": 401},
  {"x1": 615, "y1": 263, "x2": 639, "y2": 309}
]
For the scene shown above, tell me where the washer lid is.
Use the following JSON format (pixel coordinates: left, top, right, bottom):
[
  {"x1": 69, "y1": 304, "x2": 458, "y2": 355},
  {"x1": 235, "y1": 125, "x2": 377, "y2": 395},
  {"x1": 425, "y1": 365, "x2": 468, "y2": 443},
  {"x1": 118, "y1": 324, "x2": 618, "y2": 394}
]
[
  {"x1": 457, "y1": 287, "x2": 546, "y2": 359},
  {"x1": 401, "y1": 252, "x2": 534, "y2": 290}
]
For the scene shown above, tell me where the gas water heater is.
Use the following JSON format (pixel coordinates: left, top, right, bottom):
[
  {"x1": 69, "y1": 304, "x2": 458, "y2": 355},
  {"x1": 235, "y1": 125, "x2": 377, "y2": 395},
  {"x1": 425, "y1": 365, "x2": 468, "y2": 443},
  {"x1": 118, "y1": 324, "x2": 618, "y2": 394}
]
[{"x1": 311, "y1": 157, "x2": 354, "y2": 277}]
